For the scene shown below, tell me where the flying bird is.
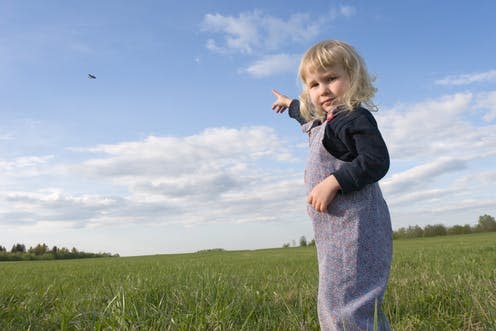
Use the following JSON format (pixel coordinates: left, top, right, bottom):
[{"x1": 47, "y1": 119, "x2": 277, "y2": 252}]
[{"x1": 88, "y1": 74, "x2": 96, "y2": 79}]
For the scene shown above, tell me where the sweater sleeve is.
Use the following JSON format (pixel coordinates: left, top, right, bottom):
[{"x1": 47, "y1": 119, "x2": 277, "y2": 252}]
[
  {"x1": 331, "y1": 114, "x2": 390, "y2": 193},
  {"x1": 288, "y1": 99, "x2": 308, "y2": 125}
]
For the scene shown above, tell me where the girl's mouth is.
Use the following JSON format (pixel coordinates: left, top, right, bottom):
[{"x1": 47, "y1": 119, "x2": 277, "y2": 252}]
[{"x1": 322, "y1": 99, "x2": 334, "y2": 107}]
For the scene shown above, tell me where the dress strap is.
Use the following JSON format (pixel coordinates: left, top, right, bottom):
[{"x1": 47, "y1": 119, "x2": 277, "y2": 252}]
[{"x1": 301, "y1": 119, "x2": 322, "y2": 134}]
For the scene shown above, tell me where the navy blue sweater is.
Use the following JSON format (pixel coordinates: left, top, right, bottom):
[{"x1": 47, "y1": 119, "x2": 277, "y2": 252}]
[{"x1": 289, "y1": 100, "x2": 389, "y2": 193}]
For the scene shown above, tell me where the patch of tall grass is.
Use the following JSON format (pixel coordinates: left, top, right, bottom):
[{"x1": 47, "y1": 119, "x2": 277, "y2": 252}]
[{"x1": 0, "y1": 233, "x2": 494, "y2": 330}]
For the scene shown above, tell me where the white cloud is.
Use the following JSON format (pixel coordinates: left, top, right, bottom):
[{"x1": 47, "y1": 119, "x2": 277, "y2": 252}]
[
  {"x1": 0, "y1": 133, "x2": 13, "y2": 140},
  {"x1": 200, "y1": 9, "x2": 356, "y2": 77},
  {"x1": 202, "y1": 12, "x2": 260, "y2": 54},
  {"x1": 201, "y1": 11, "x2": 322, "y2": 55},
  {"x1": 2, "y1": 91, "x2": 496, "y2": 236},
  {"x1": 377, "y1": 92, "x2": 496, "y2": 160},
  {"x1": 2, "y1": 190, "x2": 120, "y2": 225},
  {"x1": 383, "y1": 165, "x2": 496, "y2": 210},
  {"x1": 0, "y1": 126, "x2": 305, "y2": 229},
  {"x1": 376, "y1": 90, "x2": 496, "y2": 227},
  {"x1": 386, "y1": 187, "x2": 458, "y2": 207},
  {"x1": 475, "y1": 91, "x2": 496, "y2": 122},
  {"x1": 340, "y1": 5, "x2": 356, "y2": 17},
  {"x1": 427, "y1": 197, "x2": 496, "y2": 214},
  {"x1": 0, "y1": 155, "x2": 53, "y2": 169},
  {"x1": 0, "y1": 155, "x2": 54, "y2": 179},
  {"x1": 435, "y1": 69, "x2": 496, "y2": 86},
  {"x1": 73, "y1": 127, "x2": 300, "y2": 205},
  {"x1": 75, "y1": 126, "x2": 295, "y2": 179},
  {"x1": 474, "y1": 170, "x2": 496, "y2": 182},
  {"x1": 241, "y1": 53, "x2": 300, "y2": 77},
  {"x1": 263, "y1": 13, "x2": 321, "y2": 48},
  {"x1": 381, "y1": 157, "x2": 468, "y2": 195}
]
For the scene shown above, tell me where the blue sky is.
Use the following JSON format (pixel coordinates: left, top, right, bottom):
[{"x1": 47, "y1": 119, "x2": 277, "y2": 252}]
[{"x1": 1, "y1": 1, "x2": 495, "y2": 256}]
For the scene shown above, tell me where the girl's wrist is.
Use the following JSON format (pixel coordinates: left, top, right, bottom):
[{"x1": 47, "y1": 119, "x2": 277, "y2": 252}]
[{"x1": 326, "y1": 175, "x2": 341, "y2": 191}]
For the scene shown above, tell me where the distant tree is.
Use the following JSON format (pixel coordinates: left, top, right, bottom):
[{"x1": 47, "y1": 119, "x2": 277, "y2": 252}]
[
  {"x1": 462, "y1": 224, "x2": 473, "y2": 234},
  {"x1": 1, "y1": 243, "x2": 117, "y2": 262},
  {"x1": 11, "y1": 243, "x2": 26, "y2": 253},
  {"x1": 58, "y1": 247, "x2": 70, "y2": 258},
  {"x1": 195, "y1": 248, "x2": 225, "y2": 254},
  {"x1": 282, "y1": 243, "x2": 290, "y2": 248},
  {"x1": 393, "y1": 227, "x2": 407, "y2": 239},
  {"x1": 405, "y1": 225, "x2": 424, "y2": 238},
  {"x1": 308, "y1": 239, "x2": 316, "y2": 246},
  {"x1": 32, "y1": 243, "x2": 49, "y2": 256},
  {"x1": 424, "y1": 224, "x2": 447, "y2": 237},
  {"x1": 393, "y1": 217, "x2": 496, "y2": 240},
  {"x1": 299, "y1": 236, "x2": 307, "y2": 247},
  {"x1": 447, "y1": 224, "x2": 472, "y2": 235},
  {"x1": 477, "y1": 214, "x2": 496, "y2": 232}
]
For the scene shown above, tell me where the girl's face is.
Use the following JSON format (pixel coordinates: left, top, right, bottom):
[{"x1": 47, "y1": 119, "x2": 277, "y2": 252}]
[{"x1": 305, "y1": 64, "x2": 350, "y2": 112}]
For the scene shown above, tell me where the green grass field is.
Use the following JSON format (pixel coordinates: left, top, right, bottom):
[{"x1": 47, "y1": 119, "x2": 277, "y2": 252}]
[{"x1": 1, "y1": 232, "x2": 495, "y2": 330}]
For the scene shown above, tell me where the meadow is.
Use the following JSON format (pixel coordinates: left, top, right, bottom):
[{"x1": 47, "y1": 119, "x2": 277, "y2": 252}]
[{"x1": 0, "y1": 232, "x2": 495, "y2": 330}]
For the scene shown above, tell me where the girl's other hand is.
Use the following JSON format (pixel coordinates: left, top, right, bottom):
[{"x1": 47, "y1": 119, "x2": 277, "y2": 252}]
[
  {"x1": 307, "y1": 175, "x2": 341, "y2": 212},
  {"x1": 271, "y1": 89, "x2": 292, "y2": 113}
]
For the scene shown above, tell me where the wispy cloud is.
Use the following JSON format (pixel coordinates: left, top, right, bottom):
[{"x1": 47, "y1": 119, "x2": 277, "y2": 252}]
[
  {"x1": 435, "y1": 69, "x2": 496, "y2": 86},
  {"x1": 386, "y1": 187, "x2": 458, "y2": 207},
  {"x1": 381, "y1": 157, "x2": 468, "y2": 195},
  {"x1": 427, "y1": 198, "x2": 496, "y2": 214},
  {"x1": 0, "y1": 127, "x2": 305, "y2": 229},
  {"x1": 475, "y1": 91, "x2": 496, "y2": 122},
  {"x1": 2, "y1": 89, "x2": 495, "y2": 232},
  {"x1": 339, "y1": 5, "x2": 356, "y2": 17},
  {"x1": 377, "y1": 92, "x2": 496, "y2": 159},
  {"x1": 203, "y1": 12, "x2": 260, "y2": 55},
  {"x1": 0, "y1": 133, "x2": 13, "y2": 140},
  {"x1": 378, "y1": 90, "x2": 496, "y2": 173},
  {"x1": 377, "y1": 90, "x2": 496, "y2": 225},
  {"x1": 0, "y1": 155, "x2": 53, "y2": 170},
  {"x1": 0, "y1": 155, "x2": 54, "y2": 180},
  {"x1": 201, "y1": 11, "x2": 322, "y2": 55},
  {"x1": 72, "y1": 126, "x2": 298, "y2": 201},
  {"x1": 201, "y1": 8, "x2": 356, "y2": 77},
  {"x1": 240, "y1": 53, "x2": 300, "y2": 77}
]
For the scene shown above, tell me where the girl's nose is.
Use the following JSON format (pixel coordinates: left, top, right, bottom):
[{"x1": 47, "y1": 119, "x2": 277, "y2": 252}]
[{"x1": 319, "y1": 84, "x2": 331, "y2": 95}]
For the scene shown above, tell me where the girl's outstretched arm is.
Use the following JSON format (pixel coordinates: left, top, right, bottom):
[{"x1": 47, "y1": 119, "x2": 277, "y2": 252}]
[
  {"x1": 271, "y1": 89, "x2": 292, "y2": 113},
  {"x1": 271, "y1": 89, "x2": 307, "y2": 125}
]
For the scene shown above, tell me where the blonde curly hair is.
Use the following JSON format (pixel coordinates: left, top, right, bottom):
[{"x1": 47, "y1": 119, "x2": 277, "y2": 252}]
[{"x1": 298, "y1": 40, "x2": 377, "y2": 121}]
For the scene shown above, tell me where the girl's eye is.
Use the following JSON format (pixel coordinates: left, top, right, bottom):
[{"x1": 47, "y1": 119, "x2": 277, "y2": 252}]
[
  {"x1": 309, "y1": 82, "x2": 318, "y2": 88},
  {"x1": 327, "y1": 76, "x2": 337, "y2": 82}
]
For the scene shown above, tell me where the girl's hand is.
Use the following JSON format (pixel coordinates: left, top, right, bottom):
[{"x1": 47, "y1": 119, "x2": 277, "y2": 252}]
[
  {"x1": 271, "y1": 89, "x2": 292, "y2": 113},
  {"x1": 307, "y1": 175, "x2": 341, "y2": 213}
]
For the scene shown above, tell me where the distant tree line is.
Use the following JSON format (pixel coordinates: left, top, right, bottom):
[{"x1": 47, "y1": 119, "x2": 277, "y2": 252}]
[
  {"x1": 393, "y1": 214, "x2": 496, "y2": 239},
  {"x1": 0, "y1": 243, "x2": 119, "y2": 262},
  {"x1": 195, "y1": 248, "x2": 226, "y2": 254},
  {"x1": 282, "y1": 236, "x2": 316, "y2": 248},
  {"x1": 284, "y1": 214, "x2": 496, "y2": 247}
]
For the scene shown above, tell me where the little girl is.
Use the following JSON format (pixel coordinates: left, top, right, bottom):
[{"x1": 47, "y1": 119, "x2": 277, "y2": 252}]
[{"x1": 272, "y1": 40, "x2": 392, "y2": 330}]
